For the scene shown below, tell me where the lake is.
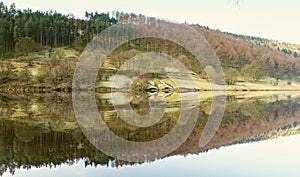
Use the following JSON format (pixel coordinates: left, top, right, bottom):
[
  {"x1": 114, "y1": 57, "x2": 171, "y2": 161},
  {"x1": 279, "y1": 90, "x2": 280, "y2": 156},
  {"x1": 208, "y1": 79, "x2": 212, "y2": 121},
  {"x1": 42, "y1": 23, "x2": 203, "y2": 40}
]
[{"x1": 0, "y1": 91, "x2": 300, "y2": 177}]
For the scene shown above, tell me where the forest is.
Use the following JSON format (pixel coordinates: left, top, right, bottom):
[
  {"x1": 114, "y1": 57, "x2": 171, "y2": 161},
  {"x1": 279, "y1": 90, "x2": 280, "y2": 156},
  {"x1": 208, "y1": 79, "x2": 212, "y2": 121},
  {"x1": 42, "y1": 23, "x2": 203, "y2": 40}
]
[
  {"x1": 0, "y1": 1, "x2": 300, "y2": 91},
  {"x1": 0, "y1": 1, "x2": 117, "y2": 57}
]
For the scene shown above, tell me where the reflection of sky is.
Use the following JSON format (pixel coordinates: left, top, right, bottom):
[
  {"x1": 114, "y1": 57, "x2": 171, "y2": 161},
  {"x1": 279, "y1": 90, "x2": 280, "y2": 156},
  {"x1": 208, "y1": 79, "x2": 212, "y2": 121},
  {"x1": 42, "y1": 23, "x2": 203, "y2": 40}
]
[{"x1": 4, "y1": 134, "x2": 300, "y2": 177}]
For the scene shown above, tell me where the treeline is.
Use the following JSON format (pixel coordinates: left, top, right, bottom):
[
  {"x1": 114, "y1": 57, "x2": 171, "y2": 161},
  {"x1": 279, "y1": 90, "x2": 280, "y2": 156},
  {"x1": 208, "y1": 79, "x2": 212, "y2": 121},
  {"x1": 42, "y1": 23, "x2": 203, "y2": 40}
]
[
  {"x1": 193, "y1": 25, "x2": 300, "y2": 81},
  {"x1": 1, "y1": 1, "x2": 300, "y2": 83},
  {"x1": 0, "y1": 2, "x2": 117, "y2": 58},
  {"x1": 227, "y1": 32, "x2": 300, "y2": 58}
]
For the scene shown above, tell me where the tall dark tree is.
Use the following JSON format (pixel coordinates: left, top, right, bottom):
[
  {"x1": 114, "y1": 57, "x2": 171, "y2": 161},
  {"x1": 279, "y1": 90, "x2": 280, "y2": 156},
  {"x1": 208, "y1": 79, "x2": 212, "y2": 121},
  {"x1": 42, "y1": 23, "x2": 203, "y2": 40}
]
[{"x1": 0, "y1": 1, "x2": 118, "y2": 58}]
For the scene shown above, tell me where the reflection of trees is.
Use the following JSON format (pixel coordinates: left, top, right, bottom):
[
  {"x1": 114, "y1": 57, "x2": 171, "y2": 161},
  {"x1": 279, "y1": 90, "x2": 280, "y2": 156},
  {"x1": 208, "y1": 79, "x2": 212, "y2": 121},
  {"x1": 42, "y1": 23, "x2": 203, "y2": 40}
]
[
  {"x1": 173, "y1": 96, "x2": 300, "y2": 156},
  {"x1": 239, "y1": 99, "x2": 267, "y2": 119},
  {"x1": 0, "y1": 94, "x2": 75, "y2": 121},
  {"x1": 1, "y1": 95, "x2": 300, "y2": 174},
  {"x1": 0, "y1": 120, "x2": 112, "y2": 176}
]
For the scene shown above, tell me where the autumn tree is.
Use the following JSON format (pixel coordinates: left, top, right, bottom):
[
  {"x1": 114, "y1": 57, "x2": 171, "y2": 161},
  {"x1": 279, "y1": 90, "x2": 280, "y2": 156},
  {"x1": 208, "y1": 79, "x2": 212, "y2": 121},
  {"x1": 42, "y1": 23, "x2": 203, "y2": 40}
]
[
  {"x1": 225, "y1": 68, "x2": 239, "y2": 85},
  {"x1": 241, "y1": 61, "x2": 264, "y2": 81},
  {"x1": 15, "y1": 37, "x2": 35, "y2": 56}
]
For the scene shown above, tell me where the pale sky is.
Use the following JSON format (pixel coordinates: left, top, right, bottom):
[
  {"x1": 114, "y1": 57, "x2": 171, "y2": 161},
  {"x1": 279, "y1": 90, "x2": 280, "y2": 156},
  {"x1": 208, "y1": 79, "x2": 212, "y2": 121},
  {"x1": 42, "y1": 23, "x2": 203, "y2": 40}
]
[{"x1": 3, "y1": 0, "x2": 300, "y2": 44}]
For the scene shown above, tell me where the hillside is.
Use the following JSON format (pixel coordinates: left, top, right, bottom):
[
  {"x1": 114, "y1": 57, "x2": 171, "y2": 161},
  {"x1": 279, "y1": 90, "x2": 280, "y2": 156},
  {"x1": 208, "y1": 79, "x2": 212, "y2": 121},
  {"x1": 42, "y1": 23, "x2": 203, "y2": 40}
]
[
  {"x1": 0, "y1": 2, "x2": 300, "y2": 91},
  {"x1": 227, "y1": 32, "x2": 300, "y2": 58},
  {"x1": 192, "y1": 25, "x2": 300, "y2": 81}
]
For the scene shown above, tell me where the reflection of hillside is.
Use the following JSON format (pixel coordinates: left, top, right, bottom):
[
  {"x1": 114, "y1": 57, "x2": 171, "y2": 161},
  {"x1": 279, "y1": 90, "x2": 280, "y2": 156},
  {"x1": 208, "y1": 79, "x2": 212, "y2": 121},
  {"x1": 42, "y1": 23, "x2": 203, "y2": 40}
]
[
  {"x1": 172, "y1": 96, "x2": 300, "y2": 156},
  {"x1": 0, "y1": 93, "x2": 75, "y2": 122},
  {"x1": 1, "y1": 94, "x2": 300, "y2": 174}
]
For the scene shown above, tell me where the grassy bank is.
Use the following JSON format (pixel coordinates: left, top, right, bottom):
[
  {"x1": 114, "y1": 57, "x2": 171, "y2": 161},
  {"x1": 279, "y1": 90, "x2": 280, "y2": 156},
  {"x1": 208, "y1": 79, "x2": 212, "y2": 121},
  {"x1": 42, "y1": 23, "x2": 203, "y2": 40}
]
[{"x1": 1, "y1": 47, "x2": 300, "y2": 93}]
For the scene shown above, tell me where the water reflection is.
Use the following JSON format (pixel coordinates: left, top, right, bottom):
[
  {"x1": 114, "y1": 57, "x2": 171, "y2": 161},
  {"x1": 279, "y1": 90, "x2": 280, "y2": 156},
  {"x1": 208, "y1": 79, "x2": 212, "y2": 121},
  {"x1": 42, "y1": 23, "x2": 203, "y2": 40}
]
[{"x1": 0, "y1": 92, "x2": 300, "y2": 175}]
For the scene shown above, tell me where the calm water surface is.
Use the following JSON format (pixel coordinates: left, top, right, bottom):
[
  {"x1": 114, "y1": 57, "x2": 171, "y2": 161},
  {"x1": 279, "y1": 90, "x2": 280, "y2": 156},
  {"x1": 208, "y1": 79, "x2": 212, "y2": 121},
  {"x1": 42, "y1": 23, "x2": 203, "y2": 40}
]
[
  {"x1": 4, "y1": 135, "x2": 300, "y2": 177},
  {"x1": 0, "y1": 92, "x2": 300, "y2": 177}
]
